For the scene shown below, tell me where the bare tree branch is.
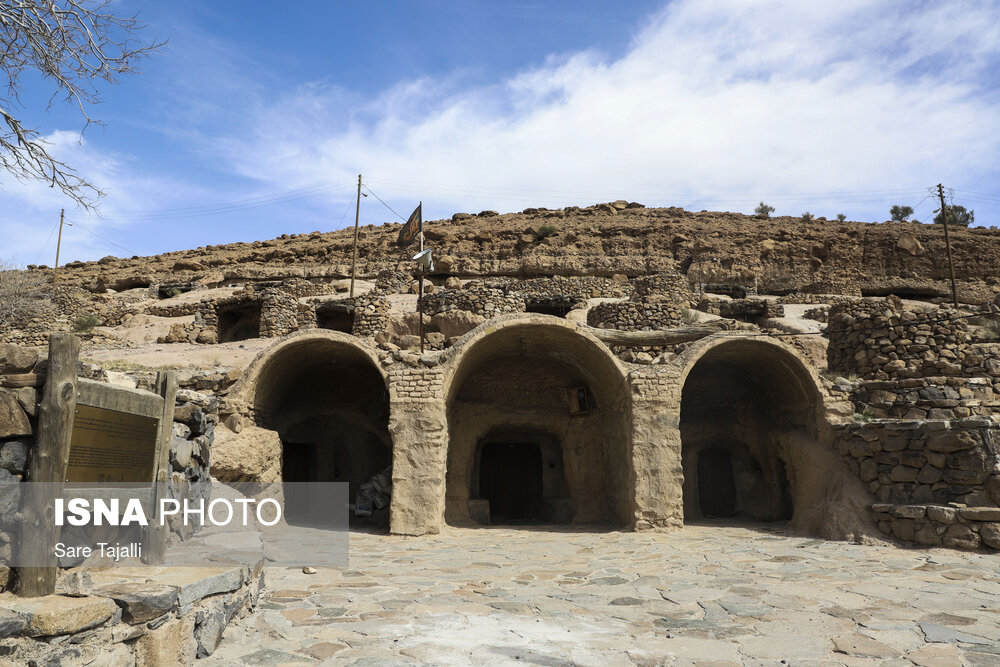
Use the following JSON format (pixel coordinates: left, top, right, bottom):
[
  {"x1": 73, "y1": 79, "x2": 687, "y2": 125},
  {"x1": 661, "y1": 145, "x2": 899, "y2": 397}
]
[{"x1": 0, "y1": 0, "x2": 163, "y2": 208}]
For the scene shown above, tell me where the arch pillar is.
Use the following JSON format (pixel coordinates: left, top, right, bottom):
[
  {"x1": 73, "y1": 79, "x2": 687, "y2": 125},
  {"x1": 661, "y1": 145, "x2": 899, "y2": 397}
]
[
  {"x1": 388, "y1": 366, "x2": 448, "y2": 536},
  {"x1": 629, "y1": 367, "x2": 685, "y2": 530}
]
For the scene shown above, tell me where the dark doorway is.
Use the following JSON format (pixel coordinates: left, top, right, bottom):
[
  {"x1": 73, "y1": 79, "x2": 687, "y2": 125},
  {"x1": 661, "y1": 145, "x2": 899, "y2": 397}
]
[
  {"x1": 697, "y1": 447, "x2": 736, "y2": 518},
  {"x1": 524, "y1": 299, "x2": 575, "y2": 318},
  {"x1": 479, "y1": 442, "x2": 542, "y2": 523},
  {"x1": 316, "y1": 303, "x2": 355, "y2": 333},
  {"x1": 282, "y1": 441, "x2": 320, "y2": 521},
  {"x1": 218, "y1": 302, "x2": 262, "y2": 342}
]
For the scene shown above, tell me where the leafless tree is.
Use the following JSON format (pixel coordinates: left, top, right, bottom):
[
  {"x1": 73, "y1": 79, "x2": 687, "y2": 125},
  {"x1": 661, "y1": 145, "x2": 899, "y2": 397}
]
[{"x1": 0, "y1": 1, "x2": 163, "y2": 208}]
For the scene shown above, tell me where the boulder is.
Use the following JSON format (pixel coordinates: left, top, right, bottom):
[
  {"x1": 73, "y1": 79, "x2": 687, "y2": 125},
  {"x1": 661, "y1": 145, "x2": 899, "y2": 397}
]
[
  {"x1": 896, "y1": 233, "x2": 924, "y2": 256},
  {"x1": 94, "y1": 583, "x2": 179, "y2": 624},
  {"x1": 0, "y1": 344, "x2": 38, "y2": 373},
  {"x1": 210, "y1": 424, "x2": 281, "y2": 483},
  {"x1": 134, "y1": 615, "x2": 197, "y2": 666},
  {"x1": 0, "y1": 594, "x2": 118, "y2": 637},
  {"x1": 0, "y1": 393, "x2": 31, "y2": 439},
  {"x1": 430, "y1": 310, "x2": 486, "y2": 340}
]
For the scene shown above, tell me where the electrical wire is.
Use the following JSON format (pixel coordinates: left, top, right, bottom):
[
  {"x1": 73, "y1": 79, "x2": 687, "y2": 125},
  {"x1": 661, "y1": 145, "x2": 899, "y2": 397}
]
[
  {"x1": 361, "y1": 184, "x2": 408, "y2": 222},
  {"x1": 65, "y1": 219, "x2": 138, "y2": 256},
  {"x1": 32, "y1": 221, "x2": 59, "y2": 265}
]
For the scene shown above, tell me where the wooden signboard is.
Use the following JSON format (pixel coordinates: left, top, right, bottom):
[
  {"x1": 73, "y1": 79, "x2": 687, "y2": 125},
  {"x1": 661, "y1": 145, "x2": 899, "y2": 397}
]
[
  {"x1": 66, "y1": 383, "x2": 164, "y2": 483},
  {"x1": 16, "y1": 335, "x2": 177, "y2": 597}
]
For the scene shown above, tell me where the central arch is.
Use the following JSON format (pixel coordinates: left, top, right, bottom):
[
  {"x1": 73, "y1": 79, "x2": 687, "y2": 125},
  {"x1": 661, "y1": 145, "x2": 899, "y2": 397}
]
[
  {"x1": 238, "y1": 331, "x2": 391, "y2": 526},
  {"x1": 677, "y1": 337, "x2": 824, "y2": 524},
  {"x1": 443, "y1": 317, "x2": 631, "y2": 528}
]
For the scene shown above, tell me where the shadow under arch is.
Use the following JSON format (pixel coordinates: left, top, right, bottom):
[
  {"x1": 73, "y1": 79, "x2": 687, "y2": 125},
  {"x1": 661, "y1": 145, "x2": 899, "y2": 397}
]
[
  {"x1": 234, "y1": 331, "x2": 391, "y2": 526},
  {"x1": 675, "y1": 335, "x2": 826, "y2": 524},
  {"x1": 442, "y1": 316, "x2": 632, "y2": 528}
]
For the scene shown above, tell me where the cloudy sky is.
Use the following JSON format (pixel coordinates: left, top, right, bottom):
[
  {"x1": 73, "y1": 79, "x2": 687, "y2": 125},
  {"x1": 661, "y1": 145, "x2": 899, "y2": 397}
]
[{"x1": 1, "y1": 0, "x2": 998, "y2": 265}]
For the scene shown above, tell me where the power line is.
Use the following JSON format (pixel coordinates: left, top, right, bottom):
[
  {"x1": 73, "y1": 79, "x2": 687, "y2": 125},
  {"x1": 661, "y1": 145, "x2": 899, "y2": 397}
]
[
  {"x1": 65, "y1": 219, "x2": 138, "y2": 256},
  {"x1": 361, "y1": 184, "x2": 408, "y2": 222},
  {"x1": 90, "y1": 180, "x2": 357, "y2": 223},
  {"x1": 32, "y1": 221, "x2": 59, "y2": 265}
]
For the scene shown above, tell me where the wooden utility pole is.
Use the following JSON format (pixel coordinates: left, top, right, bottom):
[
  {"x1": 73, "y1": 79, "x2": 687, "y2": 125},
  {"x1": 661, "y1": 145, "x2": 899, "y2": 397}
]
[
  {"x1": 350, "y1": 174, "x2": 362, "y2": 298},
  {"x1": 17, "y1": 334, "x2": 79, "y2": 596},
  {"x1": 53, "y1": 209, "x2": 65, "y2": 285},
  {"x1": 937, "y1": 184, "x2": 959, "y2": 308}
]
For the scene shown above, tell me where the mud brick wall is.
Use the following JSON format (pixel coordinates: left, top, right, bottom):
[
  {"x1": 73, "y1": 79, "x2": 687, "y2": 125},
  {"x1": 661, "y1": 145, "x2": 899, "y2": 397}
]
[{"x1": 834, "y1": 420, "x2": 1000, "y2": 508}]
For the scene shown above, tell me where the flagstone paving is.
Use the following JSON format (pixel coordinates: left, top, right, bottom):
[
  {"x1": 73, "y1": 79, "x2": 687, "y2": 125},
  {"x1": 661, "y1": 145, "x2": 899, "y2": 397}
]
[{"x1": 205, "y1": 522, "x2": 1000, "y2": 666}]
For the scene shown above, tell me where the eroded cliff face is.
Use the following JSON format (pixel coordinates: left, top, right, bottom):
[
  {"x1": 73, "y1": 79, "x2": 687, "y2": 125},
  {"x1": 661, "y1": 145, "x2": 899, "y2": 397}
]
[{"x1": 42, "y1": 204, "x2": 1000, "y2": 302}]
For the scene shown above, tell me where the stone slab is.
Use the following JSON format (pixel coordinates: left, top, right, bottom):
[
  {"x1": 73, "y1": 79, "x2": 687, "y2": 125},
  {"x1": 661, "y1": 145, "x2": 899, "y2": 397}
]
[{"x1": 0, "y1": 593, "x2": 118, "y2": 637}]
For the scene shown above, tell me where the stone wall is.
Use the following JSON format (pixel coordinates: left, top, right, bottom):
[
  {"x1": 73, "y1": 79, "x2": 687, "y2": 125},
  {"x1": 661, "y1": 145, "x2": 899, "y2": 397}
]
[
  {"x1": 803, "y1": 306, "x2": 829, "y2": 323},
  {"x1": 852, "y1": 376, "x2": 1000, "y2": 420},
  {"x1": 632, "y1": 273, "x2": 693, "y2": 304},
  {"x1": 0, "y1": 561, "x2": 263, "y2": 663},
  {"x1": 352, "y1": 292, "x2": 390, "y2": 337},
  {"x1": 375, "y1": 269, "x2": 413, "y2": 294},
  {"x1": 827, "y1": 299, "x2": 979, "y2": 379},
  {"x1": 587, "y1": 300, "x2": 685, "y2": 330},
  {"x1": 419, "y1": 285, "x2": 525, "y2": 319},
  {"x1": 259, "y1": 289, "x2": 299, "y2": 338},
  {"x1": 485, "y1": 275, "x2": 633, "y2": 300},
  {"x1": 719, "y1": 298, "x2": 784, "y2": 322},
  {"x1": 147, "y1": 302, "x2": 201, "y2": 318},
  {"x1": 834, "y1": 420, "x2": 1000, "y2": 508},
  {"x1": 870, "y1": 502, "x2": 1000, "y2": 550}
]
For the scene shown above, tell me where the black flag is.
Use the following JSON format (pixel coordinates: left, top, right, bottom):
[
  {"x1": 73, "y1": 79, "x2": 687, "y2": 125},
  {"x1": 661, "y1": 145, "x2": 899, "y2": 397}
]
[{"x1": 397, "y1": 203, "x2": 422, "y2": 248}]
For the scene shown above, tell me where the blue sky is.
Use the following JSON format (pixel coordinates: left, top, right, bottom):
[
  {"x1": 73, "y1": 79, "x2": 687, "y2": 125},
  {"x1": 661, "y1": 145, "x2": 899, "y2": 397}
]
[{"x1": 1, "y1": 0, "x2": 999, "y2": 265}]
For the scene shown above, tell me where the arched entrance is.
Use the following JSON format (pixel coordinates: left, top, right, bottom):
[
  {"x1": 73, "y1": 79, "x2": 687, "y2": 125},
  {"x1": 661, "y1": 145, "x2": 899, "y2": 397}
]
[
  {"x1": 246, "y1": 332, "x2": 391, "y2": 526},
  {"x1": 679, "y1": 338, "x2": 821, "y2": 523},
  {"x1": 444, "y1": 318, "x2": 631, "y2": 527}
]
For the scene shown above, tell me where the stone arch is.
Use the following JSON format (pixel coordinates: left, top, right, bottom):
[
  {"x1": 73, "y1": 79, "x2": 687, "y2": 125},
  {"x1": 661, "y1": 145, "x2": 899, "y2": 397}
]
[
  {"x1": 675, "y1": 334, "x2": 829, "y2": 523},
  {"x1": 233, "y1": 331, "x2": 390, "y2": 524},
  {"x1": 442, "y1": 315, "x2": 632, "y2": 527}
]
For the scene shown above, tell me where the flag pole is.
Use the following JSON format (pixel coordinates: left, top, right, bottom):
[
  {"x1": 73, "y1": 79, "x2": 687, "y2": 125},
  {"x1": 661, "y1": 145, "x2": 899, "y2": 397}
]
[
  {"x1": 349, "y1": 174, "x2": 362, "y2": 299},
  {"x1": 418, "y1": 201, "x2": 424, "y2": 353}
]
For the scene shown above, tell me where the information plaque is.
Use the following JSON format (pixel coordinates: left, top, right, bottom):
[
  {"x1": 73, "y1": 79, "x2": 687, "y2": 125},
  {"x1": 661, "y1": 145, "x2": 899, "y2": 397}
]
[{"x1": 65, "y1": 404, "x2": 160, "y2": 483}]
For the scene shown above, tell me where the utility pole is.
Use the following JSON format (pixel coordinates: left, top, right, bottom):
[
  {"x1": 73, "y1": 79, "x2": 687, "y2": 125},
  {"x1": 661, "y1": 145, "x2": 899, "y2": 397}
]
[
  {"x1": 937, "y1": 184, "x2": 959, "y2": 308},
  {"x1": 350, "y1": 174, "x2": 362, "y2": 298},
  {"x1": 53, "y1": 209, "x2": 65, "y2": 286}
]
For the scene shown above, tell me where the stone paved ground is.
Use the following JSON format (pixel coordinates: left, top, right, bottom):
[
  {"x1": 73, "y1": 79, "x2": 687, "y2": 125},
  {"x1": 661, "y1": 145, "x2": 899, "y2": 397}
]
[{"x1": 206, "y1": 522, "x2": 1000, "y2": 666}]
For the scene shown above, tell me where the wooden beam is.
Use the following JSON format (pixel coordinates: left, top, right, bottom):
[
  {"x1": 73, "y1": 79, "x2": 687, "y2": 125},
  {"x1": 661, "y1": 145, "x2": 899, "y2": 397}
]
[
  {"x1": 17, "y1": 334, "x2": 79, "y2": 597},
  {"x1": 144, "y1": 370, "x2": 177, "y2": 565}
]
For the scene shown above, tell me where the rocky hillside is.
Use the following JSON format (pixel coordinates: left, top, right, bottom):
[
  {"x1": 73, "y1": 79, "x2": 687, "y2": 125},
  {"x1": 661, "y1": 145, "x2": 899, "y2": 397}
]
[{"x1": 35, "y1": 202, "x2": 1000, "y2": 302}]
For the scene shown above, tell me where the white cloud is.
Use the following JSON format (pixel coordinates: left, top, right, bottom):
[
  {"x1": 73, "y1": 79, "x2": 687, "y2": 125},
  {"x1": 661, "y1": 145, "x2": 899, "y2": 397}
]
[{"x1": 223, "y1": 0, "x2": 1000, "y2": 225}]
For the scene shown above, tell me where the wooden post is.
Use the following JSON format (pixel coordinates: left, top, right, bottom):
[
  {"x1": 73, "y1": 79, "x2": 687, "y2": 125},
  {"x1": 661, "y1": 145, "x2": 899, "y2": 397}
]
[
  {"x1": 937, "y1": 183, "x2": 959, "y2": 308},
  {"x1": 418, "y1": 272, "x2": 425, "y2": 353},
  {"x1": 350, "y1": 174, "x2": 362, "y2": 299},
  {"x1": 144, "y1": 370, "x2": 177, "y2": 564},
  {"x1": 16, "y1": 334, "x2": 79, "y2": 597}
]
